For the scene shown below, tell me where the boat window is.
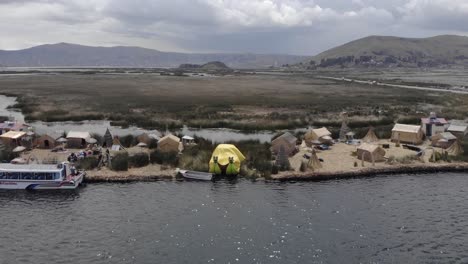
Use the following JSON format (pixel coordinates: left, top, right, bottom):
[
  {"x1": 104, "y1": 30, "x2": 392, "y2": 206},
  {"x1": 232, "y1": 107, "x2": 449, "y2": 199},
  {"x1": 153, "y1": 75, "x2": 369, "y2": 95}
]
[
  {"x1": 35, "y1": 173, "x2": 46, "y2": 180},
  {"x1": 45, "y1": 173, "x2": 54, "y2": 180},
  {"x1": 8, "y1": 172, "x2": 19, "y2": 180},
  {"x1": 21, "y1": 172, "x2": 34, "y2": 180},
  {"x1": 0, "y1": 172, "x2": 5, "y2": 179}
]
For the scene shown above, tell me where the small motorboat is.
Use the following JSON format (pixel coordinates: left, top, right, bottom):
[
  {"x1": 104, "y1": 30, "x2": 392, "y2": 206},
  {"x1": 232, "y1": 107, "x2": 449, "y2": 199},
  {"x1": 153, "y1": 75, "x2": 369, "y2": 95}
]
[{"x1": 178, "y1": 170, "x2": 213, "y2": 181}]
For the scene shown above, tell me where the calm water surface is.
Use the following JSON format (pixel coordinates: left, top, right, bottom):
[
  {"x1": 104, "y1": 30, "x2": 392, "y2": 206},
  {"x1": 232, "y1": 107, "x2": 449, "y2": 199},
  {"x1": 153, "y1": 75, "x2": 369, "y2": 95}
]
[{"x1": 1, "y1": 173, "x2": 468, "y2": 264}]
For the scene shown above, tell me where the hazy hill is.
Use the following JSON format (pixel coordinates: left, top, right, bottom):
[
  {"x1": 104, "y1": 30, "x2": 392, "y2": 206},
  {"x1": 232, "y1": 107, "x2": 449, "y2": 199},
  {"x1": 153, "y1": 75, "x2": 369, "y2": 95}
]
[
  {"x1": 0, "y1": 43, "x2": 307, "y2": 69},
  {"x1": 307, "y1": 35, "x2": 468, "y2": 68},
  {"x1": 179, "y1": 61, "x2": 230, "y2": 70}
]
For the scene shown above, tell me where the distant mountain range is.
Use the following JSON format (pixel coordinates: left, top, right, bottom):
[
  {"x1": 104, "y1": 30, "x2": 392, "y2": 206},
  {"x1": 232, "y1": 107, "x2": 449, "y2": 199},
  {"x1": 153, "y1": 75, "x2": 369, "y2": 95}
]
[
  {"x1": 306, "y1": 35, "x2": 468, "y2": 68},
  {"x1": 0, "y1": 43, "x2": 307, "y2": 69}
]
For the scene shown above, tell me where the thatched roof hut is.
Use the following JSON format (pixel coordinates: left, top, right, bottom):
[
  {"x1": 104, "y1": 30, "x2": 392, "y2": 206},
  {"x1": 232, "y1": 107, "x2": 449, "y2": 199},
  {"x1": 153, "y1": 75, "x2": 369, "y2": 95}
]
[
  {"x1": 357, "y1": 143, "x2": 386, "y2": 163},
  {"x1": 271, "y1": 132, "x2": 297, "y2": 156},
  {"x1": 35, "y1": 132, "x2": 62, "y2": 149},
  {"x1": 391, "y1": 124, "x2": 423, "y2": 145},
  {"x1": 158, "y1": 134, "x2": 183, "y2": 153},
  {"x1": 305, "y1": 127, "x2": 333, "y2": 145},
  {"x1": 66, "y1": 131, "x2": 91, "y2": 149}
]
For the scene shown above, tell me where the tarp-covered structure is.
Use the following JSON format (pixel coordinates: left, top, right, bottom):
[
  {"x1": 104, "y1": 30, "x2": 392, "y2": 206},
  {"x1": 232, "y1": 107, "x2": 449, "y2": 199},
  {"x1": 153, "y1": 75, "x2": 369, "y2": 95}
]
[
  {"x1": 305, "y1": 127, "x2": 333, "y2": 145},
  {"x1": 391, "y1": 124, "x2": 423, "y2": 145},
  {"x1": 209, "y1": 144, "x2": 245, "y2": 176}
]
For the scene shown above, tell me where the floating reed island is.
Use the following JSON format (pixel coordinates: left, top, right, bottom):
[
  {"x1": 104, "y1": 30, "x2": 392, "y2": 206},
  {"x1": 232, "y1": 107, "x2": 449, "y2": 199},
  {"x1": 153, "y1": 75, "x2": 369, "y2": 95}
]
[{"x1": 0, "y1": 111, "x2": 467, "y2": 183}]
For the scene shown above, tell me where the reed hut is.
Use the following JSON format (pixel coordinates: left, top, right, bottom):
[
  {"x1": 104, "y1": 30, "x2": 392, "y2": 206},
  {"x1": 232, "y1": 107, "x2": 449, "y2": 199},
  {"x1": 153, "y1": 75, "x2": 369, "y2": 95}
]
[
  {"x1": 357, "y1": 143, "x2": 386, "y2": 163},
  {"x1": 66, "y1": 131, "x2": 91, "y2": 149},
  {"x1": 35, "y1": 132, "x2": 62, "y2": 149},
  {"x1": 391, "y1": 124, "x2": 423, "y2": 145},
  {"x1": 431, "y1": 132, "x2": 457, "y2": 149},
  {"x1": 362, "y1": 127, "x2": 379, "y2": 143},
  {"x1": 271, "y1": 132, "x2": 297, "y2": 156},
  {"x1": 158, "y1": 134, "x2": 183, "y2": 153},
  {"x1": 0, "y1": 131, "x2": 26, "y2": 147},
  {"x1": 305, "y1": 127, "x2": 333, "y2": 145}
]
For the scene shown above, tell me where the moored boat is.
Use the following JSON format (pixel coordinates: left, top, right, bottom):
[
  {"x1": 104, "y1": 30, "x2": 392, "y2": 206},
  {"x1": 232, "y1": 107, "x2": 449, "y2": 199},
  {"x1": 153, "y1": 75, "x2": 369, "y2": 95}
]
[
  {"x1": 179, "y1": 170, "x2": 213, "y2": 181},
  {"x1": 0, "y1": 163, "x2": 85, "y2": 190}
]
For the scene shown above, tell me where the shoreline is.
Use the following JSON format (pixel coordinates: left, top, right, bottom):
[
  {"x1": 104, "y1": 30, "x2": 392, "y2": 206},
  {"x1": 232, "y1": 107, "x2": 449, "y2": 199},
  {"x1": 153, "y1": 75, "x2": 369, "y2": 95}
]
[
  {"x1": 272, "y1": 163, "x2": 468, "y2": 181},
  {"x1": 82, "y1": 163, "x2": 468, "y2": 183}
]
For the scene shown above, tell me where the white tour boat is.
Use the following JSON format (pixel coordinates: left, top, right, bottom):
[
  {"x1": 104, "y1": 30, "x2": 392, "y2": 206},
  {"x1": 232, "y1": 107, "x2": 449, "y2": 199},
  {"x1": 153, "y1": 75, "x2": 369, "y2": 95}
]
[{"x1": 0, "y1": 163, "x2": 85, "y2": 190}]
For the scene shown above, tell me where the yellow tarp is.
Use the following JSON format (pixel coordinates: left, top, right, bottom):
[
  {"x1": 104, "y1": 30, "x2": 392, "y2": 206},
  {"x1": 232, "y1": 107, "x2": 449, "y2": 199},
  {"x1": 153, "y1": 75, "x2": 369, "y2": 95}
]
[{"x1": 209, "y1": 144, "x2": 245, "y2": 175}]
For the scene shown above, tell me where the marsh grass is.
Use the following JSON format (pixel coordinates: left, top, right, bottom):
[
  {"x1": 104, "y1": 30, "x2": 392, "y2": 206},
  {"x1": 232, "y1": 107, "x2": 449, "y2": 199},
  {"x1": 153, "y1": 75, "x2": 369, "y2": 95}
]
[{"x1": 1, "y1": 73, "x2": 465, "y2": 131}]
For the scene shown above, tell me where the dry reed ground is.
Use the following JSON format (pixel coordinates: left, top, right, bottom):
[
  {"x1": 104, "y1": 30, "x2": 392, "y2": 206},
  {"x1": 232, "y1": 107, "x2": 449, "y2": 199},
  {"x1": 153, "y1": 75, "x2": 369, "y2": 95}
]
[{"x1": 289, "y1": 139, "x2": 442, "y2": 173}]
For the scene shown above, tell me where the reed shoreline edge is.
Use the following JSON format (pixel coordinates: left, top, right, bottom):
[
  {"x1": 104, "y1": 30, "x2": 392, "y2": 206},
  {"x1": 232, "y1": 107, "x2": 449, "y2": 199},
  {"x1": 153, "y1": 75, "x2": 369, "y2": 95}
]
[{"x1": 82, "y1": 163, "x2": 468, "y2": 183}]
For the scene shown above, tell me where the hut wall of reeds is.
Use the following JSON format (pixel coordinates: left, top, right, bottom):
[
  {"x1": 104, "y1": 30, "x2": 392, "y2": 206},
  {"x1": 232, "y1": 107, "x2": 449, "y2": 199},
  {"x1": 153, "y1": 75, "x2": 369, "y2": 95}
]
[{"x1": 357, "y1": 143, "x2": 386, "y2": 163}]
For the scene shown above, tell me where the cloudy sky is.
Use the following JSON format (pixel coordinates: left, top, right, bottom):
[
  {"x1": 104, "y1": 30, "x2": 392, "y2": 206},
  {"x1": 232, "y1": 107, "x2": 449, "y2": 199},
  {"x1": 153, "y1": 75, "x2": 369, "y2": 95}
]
[{"x1": 0, "y1": 0, "x2": 467, "y2": 55}]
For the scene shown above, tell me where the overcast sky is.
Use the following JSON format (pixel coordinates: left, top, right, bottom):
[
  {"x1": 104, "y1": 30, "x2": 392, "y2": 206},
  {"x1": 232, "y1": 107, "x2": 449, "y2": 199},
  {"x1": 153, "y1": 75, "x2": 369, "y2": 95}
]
[{"x1": 0, "y1": 0, "x2": 467, "y2": 55}]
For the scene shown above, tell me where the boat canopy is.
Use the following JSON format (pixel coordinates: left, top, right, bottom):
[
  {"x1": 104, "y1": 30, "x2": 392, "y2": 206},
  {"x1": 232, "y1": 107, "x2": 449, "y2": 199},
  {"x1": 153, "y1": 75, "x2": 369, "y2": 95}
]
[{"x1": 209, "y1": 144, "x2": 245, "y2": 175}]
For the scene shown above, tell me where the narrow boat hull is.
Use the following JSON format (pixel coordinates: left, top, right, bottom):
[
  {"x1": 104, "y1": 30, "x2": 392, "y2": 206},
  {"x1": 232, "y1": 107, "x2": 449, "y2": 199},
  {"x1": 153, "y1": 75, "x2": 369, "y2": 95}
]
[{"x1": 179, "y1": 170, "x2": 213, "y2": 181}]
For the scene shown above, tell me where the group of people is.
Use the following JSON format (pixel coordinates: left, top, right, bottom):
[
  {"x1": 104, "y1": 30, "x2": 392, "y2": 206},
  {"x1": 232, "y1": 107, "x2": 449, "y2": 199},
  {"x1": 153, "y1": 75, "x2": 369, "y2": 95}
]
[{"x1": 67, "y1": 151, "x2": 90, "y2": 162}]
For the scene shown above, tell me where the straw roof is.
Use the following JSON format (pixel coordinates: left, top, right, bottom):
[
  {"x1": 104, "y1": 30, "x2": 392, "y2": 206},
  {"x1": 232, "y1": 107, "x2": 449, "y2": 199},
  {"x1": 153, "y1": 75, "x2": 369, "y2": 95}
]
[
  {"x1": 66, "y1": 131, "x2": 91, "y2": 139},
  {"x1": 392, "y1": 124, "x2": 421, "y2": 133},
  {"x1": 159, "y1": 134, "x2": 180, "y2": 144},
  {"x1": 362, "y1": 127, "x2": 379, "y2": 143},
  {"x1": 432, "y1": 132, "x2": 457, "y2": 142},
  {"x1": 447, "y1": 140, "x2": 464, "y2": 156},
  {"x1": 312, "y1": 127, "x2": 332, "y2": 138},
  {"x1": 0, "y1": 131, "x2": 26, "y2": 139},
  {"x1": 357, "y1": 143, "x2": 386, "y2": 162},
  {"x1": 307, "y1": 150, "x2": 322, "y2": 170},
  {"x1": 272, "y1": 132, "x2": 297, "y2": 145},
  {"x1": 358, "y1": 143, "x2": 384, "y2": 154}
]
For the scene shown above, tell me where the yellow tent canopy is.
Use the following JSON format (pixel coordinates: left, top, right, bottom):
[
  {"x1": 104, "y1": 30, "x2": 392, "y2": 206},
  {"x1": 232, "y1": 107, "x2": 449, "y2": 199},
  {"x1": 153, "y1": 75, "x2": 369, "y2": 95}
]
[{"x1": 209, "y1": 144, "x2": 246, "y2": 175}]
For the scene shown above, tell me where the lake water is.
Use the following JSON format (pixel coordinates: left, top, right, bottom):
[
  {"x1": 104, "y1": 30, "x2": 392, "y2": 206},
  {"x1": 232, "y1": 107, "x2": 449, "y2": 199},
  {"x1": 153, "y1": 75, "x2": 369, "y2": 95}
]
[
  {"x1": 0, "y1": 95, "x2": 274, "y2": 142},
  {"x1": 1, "y1": 173, "x2": 468, "y2": 263}
]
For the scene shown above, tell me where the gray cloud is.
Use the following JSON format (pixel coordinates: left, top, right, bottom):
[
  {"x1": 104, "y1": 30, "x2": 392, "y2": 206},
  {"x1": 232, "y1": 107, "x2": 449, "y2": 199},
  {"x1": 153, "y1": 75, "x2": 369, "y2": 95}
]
[{"x1": 0, "y1": 0, "x2": 467, "y2": 55}]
